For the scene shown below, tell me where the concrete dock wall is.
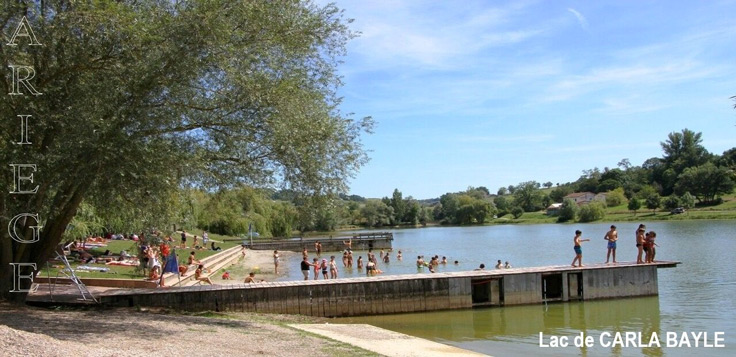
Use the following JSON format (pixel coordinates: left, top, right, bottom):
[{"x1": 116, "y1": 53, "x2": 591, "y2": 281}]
[{"x1": 96, "y1": 262, "x2": 677, "y2": 317}]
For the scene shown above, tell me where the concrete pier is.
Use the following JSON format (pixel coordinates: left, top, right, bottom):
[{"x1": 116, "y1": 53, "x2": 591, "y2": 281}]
[{"x1": 30, "y1": 261, "x2": 678, "y2": 317}]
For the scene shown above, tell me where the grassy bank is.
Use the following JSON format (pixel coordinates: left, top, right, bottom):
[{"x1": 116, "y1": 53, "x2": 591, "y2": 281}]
[{"x1": 497, "y1": 193, "x2": 736, "y2": 224}]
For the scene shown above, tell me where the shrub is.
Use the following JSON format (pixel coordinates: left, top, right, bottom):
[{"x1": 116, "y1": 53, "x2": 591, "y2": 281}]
[
  {"x1": 663, "y1": 196, "x2": 681, "y2": 210},
  {"x1": 606, "y1": 188, "x2": 626, "y2": 207},
  {"x1": 511, "y1": 206, "x2": 524, "y2": 219},
  {"x1": 557, "y1": 198, "x2": 578, "y2": 222},
  {"x1": 578, "y1": 201, "x2": 606, "y2": 222}
]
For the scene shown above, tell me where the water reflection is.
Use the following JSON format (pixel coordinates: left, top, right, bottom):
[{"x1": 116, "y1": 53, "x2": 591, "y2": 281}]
[{"x1": 339, "y1": 297, "x2": 664, "y2": 356}]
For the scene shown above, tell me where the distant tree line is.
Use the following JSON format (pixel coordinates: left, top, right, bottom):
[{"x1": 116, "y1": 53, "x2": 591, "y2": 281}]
[{"x1": 65, "y1": 128, "x2": 735, "y2": 240}]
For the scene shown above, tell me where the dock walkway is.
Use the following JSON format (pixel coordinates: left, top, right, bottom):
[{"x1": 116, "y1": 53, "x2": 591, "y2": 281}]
[{"x1": 27, "y1": 261, "x2": 679, "y2": 317}]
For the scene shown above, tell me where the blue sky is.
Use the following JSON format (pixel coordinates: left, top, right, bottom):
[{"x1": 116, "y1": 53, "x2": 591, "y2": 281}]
[{"x1": 323, "y1": 0, "x2": 736, "y2": 199}]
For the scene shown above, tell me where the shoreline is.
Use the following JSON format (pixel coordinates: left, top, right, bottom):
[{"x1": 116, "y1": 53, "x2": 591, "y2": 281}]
[{"x1": 211, "y1": 248, "x2": 299, "y2": 284}]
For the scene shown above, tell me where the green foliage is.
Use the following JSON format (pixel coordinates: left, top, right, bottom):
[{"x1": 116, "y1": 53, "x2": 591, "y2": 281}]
[
  {"x1": 513, "y1": 181, "x2": 544, "y2": 212},
  {"x1": 360, "y1": 200, "x2": 393, "y2": 227},
  {"x1": 493, "y1": 196, "x2": 511, "y2": 215},
  {"x1": 628, "y1": 197, "x2": 642, "y2": 215},
  {"x1": 1, "y1": 0, "x2": 371, "y2": 298},
  {"x1": 605, "y1": 188, "x2": 626, "y2": 207},
  {"x1": 436, "y1": 191, "x2": 495, "y2": 225},
  {"x1": 578, "y1": 202, "x2": 606, "y2": 222},
  {"x1": 549, "y1": 186, "x2": 573, "y2": 203},
  {"x1": 191, "y1": 186, "x2": 315, "y2": 237},
  {"x1": 64, "y1": 203, "x2": 105, "y2": 241},
  {"x1": 645, "y1": 194, "x2": 662, "y2": 213},
  {"x1": 680, "y1": 192, "x2": 696, "y2": 209},
  {"x1": 557, "y1": 199, "x2": 578, "y2": 222},
  {"x1": 511, "y1": 206, "x2": 524, "y2": 219},
  {"x1": 663, "y1": 195, "x2": 681, "y2": 210},
  {"x1": 674, "y1": 162, "x2": 735, "y2": 204}
]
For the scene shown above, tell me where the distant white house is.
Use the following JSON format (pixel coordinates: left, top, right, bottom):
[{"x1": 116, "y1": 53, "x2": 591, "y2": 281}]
[
  {"x1": 593, "y1": 192, "x2": 608, "y2": 202},
  {"x1": 564, "y1": 192, "x2": 596, "y2": 205},
  {"x1": 546, "y1": 203, "x2": 563, "y2": 216}
]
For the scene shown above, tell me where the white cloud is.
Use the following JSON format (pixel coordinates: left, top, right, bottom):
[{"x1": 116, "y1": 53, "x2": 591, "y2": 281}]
[
  {"x1": 567, "y1": 8, "x2": 589, "y2": 31},
  {"x1": 343, "y1": 1, "x2": 546, "y2": 70}
]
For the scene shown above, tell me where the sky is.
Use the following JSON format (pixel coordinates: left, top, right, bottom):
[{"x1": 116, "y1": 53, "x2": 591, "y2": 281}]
[{"x1": 321, "y1": 0, "x2": 736, "y2": 199}]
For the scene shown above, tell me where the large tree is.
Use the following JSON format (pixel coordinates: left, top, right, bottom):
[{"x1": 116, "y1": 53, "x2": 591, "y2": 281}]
[
  {"x1": 513, "y1": 181, "x2": 544, "y2": 212},
  {"x1": 674, "y1": 163, "x2": 735, "y2": 204},
  {"x1": 1, "y1": 1, "x2": 370, "y2": 301},
  {"x1": 659, "y1": 129, "x2": 711, "y2": 194}
]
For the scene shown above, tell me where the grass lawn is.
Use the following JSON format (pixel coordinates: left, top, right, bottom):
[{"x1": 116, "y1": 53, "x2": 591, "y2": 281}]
[
  {"x1": 39, "y1": 261, "x2": 142, "y2": 280},
  {"x1": 41, "y1": 235, "x2": 243, "y2": 281}
]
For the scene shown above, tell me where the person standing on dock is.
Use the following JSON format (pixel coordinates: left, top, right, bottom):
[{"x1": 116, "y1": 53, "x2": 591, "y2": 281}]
[
  {"x1": 315, "y1": 241, "x2": 322, "y2": 256},
  {"x1": 644, "y1": 231, "x2": 658, "y2": 263},
  {"x1": 273, "y1": 250, "x2": 280, "y2": 275},
  {"x1": 636, "y1": 224, "x2": 646, "y2": 264},
  {"x1": 571, "y1": 230, "x2": 591, "y2": 267},
  {"x1": 604, "y1": 225, "x2": 618, "y2": 264}
]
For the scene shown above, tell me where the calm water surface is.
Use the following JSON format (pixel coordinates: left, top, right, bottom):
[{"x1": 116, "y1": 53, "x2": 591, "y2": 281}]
[{"x1": 278, "y1": 221, "x2": 735, "y2": 356}]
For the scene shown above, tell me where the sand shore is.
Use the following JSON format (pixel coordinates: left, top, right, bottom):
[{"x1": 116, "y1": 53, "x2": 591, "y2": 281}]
[{"x1": 211, "y1": 248, "x2": 299, "y2": 284}]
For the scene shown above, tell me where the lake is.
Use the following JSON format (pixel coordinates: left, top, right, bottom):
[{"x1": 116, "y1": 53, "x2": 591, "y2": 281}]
[{"x1": 277, "y1": 220, "x2": 736, "y2": 356}]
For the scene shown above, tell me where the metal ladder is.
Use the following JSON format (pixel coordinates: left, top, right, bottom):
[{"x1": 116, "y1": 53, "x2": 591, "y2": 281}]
[{"x1": 48, "y1": 245, "x2": 98, "y2": 303}]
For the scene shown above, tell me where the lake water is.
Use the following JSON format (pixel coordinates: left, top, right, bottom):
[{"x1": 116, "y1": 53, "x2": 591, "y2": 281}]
[{"x1": 278, "y1": 221, "x2": 736, "y2": 356}]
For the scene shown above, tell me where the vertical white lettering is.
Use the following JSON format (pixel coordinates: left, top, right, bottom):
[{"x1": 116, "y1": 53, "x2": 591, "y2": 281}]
[
  {"x1": 16, "y1": 114, "x2": 32, "y2": 144},
  {"x1": 8, "y1": 65, "x2": 43, "y2": 95},
  {"x1": 8, "y1": 213, "x2": 41, "y2": 243},
  {"x1": 5, "y1": 16, "x2": 42, "y2": 46},
  {"x1": 9, "y1": 263, "x2": 37, "y2": 292},
  {"x1": 9, "y1": 164, "x2": 39, "y2": 194}
]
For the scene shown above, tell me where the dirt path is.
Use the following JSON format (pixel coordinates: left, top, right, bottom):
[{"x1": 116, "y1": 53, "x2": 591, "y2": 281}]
[{"x1": 0, "y1": 303, "x2": 376, "y2": 357}]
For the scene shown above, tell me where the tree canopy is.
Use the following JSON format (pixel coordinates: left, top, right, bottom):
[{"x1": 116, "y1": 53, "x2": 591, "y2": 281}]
[{"x1": 1, "y1": 1, "x2": 370, "y2": 300}]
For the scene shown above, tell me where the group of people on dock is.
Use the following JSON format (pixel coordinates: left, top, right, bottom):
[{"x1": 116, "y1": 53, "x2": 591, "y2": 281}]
[{"x1": 571, "y1": 224, "x2": 660, "y2": 267}]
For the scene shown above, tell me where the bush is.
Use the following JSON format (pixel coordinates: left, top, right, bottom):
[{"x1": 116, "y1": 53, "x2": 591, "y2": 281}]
[
  {"x1": 663, "y1": 195, "x2": 681, "y2": 210},
  {"x1": 606, "y1": 188, "x2": 626, "y2": 207},
  {"x1": 628, "y1": 197, "x2": 641, "y2": 214},
  {"x1": 511, "y1": 206, "x2": 524, "y2": 219},
  {"x1": 680, "y1": 192, "x2": 695, "y2": 209},
  {"x1": 578, "y1": 202, "x2": 606, "y2": 222},
  {"x1": 557, "y1": 198, "x2": 578, "y2": 222}
]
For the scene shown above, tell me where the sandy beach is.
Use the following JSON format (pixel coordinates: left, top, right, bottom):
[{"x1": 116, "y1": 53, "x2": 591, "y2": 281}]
[{"x1": 213, "y1": 248, "x2": 299, "y2": 284}]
